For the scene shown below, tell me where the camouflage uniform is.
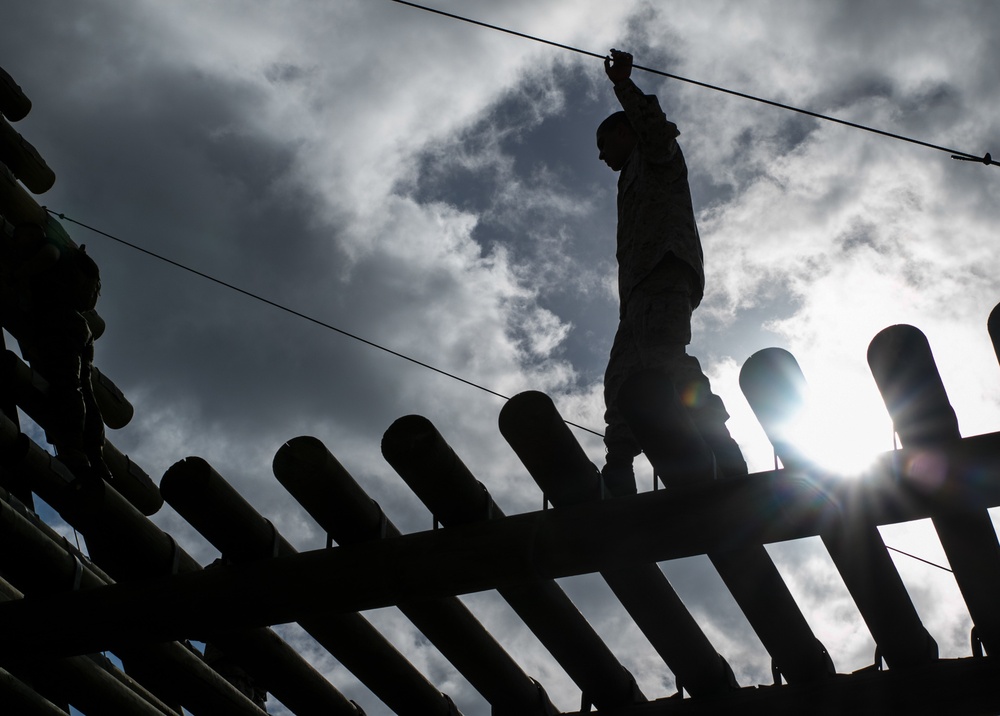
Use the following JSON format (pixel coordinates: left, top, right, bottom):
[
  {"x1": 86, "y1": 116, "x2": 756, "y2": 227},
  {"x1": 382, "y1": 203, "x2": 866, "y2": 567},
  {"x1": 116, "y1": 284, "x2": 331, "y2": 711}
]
[
  {"x1": 4, "y1": 216, "x2": 106, "y2": 478},
  {"x1": 603, "y1": 79, "x2": 745, "y2": 494}
]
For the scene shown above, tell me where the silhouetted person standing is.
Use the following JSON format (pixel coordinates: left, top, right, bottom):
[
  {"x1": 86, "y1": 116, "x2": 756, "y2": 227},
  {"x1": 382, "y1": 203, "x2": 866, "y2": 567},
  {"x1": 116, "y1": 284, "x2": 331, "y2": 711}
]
[
  {"x1": 1, "y1": 217, "x2": 107, "y2": 481},
  {"x1": 597, "y1": 49, "x2": 745, "y2": 495}
]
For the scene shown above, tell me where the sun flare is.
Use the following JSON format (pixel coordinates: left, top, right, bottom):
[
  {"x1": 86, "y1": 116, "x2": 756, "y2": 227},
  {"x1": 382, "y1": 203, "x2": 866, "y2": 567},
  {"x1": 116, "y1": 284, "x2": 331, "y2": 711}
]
[{"x1": 779, "y1": 399, "x2": 894, "y2": 477}]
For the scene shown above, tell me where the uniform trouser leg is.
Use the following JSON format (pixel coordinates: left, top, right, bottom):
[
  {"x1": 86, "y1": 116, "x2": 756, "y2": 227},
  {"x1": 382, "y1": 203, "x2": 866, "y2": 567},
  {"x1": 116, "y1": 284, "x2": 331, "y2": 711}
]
[
  {"x1": 602, "y1": 316, "x2": 647, "y2": 496},
  {"x1": 603, "y1": 262, "x2": 746, "y2": 493},
  {"x1": 22, "y1": 311, "x2": 106, "y2": 476},
  {"x1": 670, "y1": 354, "x2": 747, "y2": 479}
]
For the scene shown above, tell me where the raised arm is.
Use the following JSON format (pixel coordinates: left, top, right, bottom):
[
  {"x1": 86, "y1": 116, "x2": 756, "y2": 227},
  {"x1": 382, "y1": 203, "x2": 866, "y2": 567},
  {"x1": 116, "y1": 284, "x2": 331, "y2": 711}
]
[{"x1": 605, "y1": 49, "x2": 680, "y2": 163}]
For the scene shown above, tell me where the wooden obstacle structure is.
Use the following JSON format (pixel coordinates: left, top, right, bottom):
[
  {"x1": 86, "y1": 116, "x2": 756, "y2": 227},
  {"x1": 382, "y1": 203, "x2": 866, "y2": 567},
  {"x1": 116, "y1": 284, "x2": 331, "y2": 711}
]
[{"x1": 3, "y1": 63, "x2": 1000, "y2": 716}]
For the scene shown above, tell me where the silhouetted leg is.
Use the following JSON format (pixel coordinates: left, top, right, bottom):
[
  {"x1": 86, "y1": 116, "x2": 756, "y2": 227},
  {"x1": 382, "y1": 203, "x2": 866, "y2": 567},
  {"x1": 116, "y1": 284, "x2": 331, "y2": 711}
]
[
  {"x1": 79, "y1": 336, "x2": 109, "y2": 480},
  {"x1": 603, "y1": 319, "x2": 642, "y2": 495},
  {"x1": 670, "y1": 354, "x2": 747, "y2": 479},
  {"x1": 604, "y1": 258, "x2": 745, "y2": 492},
  {"x1": 603, "y1": 277, "x2": 693, "y2": 494},
  {"x1": 23, "y1": 311, "x2": 97, "y2": 479}
]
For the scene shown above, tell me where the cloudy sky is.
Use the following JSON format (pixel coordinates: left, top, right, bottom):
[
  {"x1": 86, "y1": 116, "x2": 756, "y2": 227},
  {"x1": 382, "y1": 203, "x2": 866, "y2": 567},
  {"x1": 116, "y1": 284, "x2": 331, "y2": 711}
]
[{"x1": 3, "y1": 0, "x2": 1000, "y2": 713}]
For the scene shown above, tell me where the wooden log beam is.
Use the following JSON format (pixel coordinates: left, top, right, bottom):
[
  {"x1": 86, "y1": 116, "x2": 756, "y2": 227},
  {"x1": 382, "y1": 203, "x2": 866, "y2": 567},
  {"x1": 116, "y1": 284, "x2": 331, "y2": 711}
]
[
  {"x1": 0, "y1": 488, "x2": 273, "y2": 715},
  {"x1": 869, "y1": 325, "x2": 1000, "y2": 654},
  {"x1": 2, "y1": 431, "x2": 1000, "y2": 659},
  {"x1": 274, "y1": 436, "x2": 558, "y2": 716},
  {"x1": 564, "y1": 656, "x2": 1000, "y2": 715},
  {"x1": 499, "y1": 391, "x2": 741, "y2": 694},
  {"x1": 0, "y1": 66, "x2": 32, "y2": 122},
  {"x1": 741, "y1": 347, "x2": 939, "y2": 669},
  {"x1": 0, "y1": 115, "x2": 55, "y2": 193},
  {"x1": 382, "y1": 413, "x2": 648, "y2": 711},
  {"x1": 0, "y1": 667, "x2": 67, "y2": 716},
  {"x1": 0, "y1": 417, "x2": 363, "y2": 716},
  {"x1": 0, "y1": 163, "x2": 46, "y2": 226}
]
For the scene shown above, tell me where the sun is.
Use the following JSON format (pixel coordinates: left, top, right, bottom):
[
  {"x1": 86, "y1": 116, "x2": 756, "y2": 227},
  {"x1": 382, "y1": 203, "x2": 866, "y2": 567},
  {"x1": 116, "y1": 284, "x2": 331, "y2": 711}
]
[
  {"x1": 779, "y1": 394, "x2": 895, "y2": 477},
  {"x1": 738, "y1": 347, "x2": 899, "y2": 479}
]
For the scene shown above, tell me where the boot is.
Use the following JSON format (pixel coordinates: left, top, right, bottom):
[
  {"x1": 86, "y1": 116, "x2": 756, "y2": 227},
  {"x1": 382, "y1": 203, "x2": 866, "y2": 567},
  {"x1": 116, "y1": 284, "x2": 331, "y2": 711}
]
[
  {"x1": 697, "y1": 423, "x2": 748, "y2": 479},
  {"x1": 601, "y1": 453, "x2": 637, "y2": 497}
]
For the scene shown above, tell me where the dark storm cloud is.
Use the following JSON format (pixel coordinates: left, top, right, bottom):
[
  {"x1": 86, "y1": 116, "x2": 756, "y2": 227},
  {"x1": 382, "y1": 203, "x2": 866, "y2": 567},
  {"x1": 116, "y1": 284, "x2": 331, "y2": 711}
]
[
  {"x1": 19, "y1": 57, "x2": 396, "y2": 439},
  {"x1": 402, "y1": 59, "x2": 624, "y2": 380}
]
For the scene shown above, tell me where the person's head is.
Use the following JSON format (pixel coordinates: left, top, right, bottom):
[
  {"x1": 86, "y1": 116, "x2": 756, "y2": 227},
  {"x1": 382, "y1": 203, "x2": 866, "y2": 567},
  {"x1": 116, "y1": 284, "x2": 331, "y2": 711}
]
[{"x1": 596, "y1": 111, "x2": 636, "y2": 172}]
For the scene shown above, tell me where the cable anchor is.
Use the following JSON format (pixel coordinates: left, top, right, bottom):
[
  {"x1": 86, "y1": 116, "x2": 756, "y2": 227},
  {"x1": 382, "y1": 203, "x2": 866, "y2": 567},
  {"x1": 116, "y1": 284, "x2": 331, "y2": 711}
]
[{"x1": 951, "y1": 151, "x2": 995, "y2": 166}]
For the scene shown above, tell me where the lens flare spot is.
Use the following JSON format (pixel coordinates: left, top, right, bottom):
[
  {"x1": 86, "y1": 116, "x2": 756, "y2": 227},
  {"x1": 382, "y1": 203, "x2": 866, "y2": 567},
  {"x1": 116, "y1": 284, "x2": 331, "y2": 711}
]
[
  {"x1": 904, "y1": 451, "x2": 949, "y2": 492},
  {"x1": 680, "y1": 382, "x2": 705, "y2": 409}
]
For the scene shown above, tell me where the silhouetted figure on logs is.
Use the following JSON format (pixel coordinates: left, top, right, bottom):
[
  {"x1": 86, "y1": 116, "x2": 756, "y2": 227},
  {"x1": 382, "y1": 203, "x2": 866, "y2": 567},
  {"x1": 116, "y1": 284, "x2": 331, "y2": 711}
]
[
  {"x1": 1, "y1": 216, "x2": 108, "y2": 482},
  {"x1": 596, "y1": 49, "x2": 745, "y2": 495}
]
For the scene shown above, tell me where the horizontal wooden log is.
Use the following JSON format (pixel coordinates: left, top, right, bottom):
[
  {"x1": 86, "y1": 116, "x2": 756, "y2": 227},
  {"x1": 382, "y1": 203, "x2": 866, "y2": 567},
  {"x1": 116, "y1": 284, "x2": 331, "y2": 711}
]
[
  {"x1": 275, "y1": 435, "x2": 558, "y2": 716},
  {"x1": 0, "y1": 487, "x2": 275, "y2": 715},
  {"x1": 565, "y1": 657, "x2": 1000, "y2": 715},
  {"x1": 2, "y1": 431, "x2": 999, "y2": 660},
  {"x1": 161, "y1": 456, "x2": 457, "y2": 716},
  {"x1": 0, "y1": 576, "x2": 180, "y2": 716},
  {"x1": 0, "y1": 417, "x2": 363, "y2": 716}
]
